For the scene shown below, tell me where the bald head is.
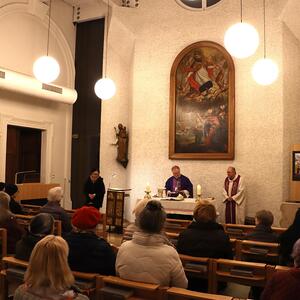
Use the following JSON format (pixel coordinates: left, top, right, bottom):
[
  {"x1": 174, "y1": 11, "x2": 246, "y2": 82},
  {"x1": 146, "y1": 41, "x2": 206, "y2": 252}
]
[
  {"x1": 171, "y1": 165, "x2": 181, "y2": 179},
  {"x1": 227, "y1": 166, "x2": 236, "y2": 180}
]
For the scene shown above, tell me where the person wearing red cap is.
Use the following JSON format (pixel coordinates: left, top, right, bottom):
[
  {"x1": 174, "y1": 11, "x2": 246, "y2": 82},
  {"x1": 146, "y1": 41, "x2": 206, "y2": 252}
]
[{"x1": 65, "y1": 206, "x2": 116, "y2": 275}]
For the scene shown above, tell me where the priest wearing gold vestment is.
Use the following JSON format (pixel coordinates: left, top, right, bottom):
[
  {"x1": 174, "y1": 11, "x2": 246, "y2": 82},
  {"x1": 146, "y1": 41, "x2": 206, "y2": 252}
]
[{"x1": 222, "y1": 167, "x2": 246, "y2": 224}]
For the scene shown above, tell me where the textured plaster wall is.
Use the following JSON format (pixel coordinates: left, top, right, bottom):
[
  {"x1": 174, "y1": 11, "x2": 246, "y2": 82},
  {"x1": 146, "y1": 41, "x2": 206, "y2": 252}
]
[{"x1": 100, "y1": 0, "x2": 287, "y2": 224}]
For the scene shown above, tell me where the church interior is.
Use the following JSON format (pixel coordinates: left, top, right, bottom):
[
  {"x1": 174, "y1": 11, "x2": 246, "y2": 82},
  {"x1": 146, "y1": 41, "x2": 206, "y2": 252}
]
[{"x1": 1, "y1": 0, "x2": 300, "y2": 299}]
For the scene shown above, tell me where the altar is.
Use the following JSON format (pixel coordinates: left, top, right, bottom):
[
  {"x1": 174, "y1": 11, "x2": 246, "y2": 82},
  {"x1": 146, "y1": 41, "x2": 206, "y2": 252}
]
[{"x1": 153, "y1": 197, "x2": 215, "y2": 215}]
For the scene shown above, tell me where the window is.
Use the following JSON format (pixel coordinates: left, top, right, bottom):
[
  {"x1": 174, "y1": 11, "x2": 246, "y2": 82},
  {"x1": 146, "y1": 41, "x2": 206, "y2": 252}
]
[{"x1": 175, "y1": 0, "x2": 222, "y2": 10}]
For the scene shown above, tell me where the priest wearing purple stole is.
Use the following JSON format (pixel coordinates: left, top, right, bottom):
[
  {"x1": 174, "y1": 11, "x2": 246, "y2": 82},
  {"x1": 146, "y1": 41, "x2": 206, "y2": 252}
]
[
  {"x1": 165, "y1": 166, "x2": 193, "y2": 198},
  {"x1": 222, "y1": 166, "x2": 246, "y2": 224}
]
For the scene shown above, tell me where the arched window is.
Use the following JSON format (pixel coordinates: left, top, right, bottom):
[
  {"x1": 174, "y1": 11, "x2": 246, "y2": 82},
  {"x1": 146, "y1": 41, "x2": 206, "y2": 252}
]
[{"x1": 175, "y1": 0, "x2": 222, "y2": 10}]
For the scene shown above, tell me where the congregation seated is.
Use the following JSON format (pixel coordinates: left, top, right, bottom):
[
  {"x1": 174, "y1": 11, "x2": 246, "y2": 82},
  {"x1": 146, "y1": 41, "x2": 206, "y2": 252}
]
[
  {"x1": 261, "y1": 238, "x2": 300, "y2": 300},
  {"x1": 116, "y1": 200, "x2": 188, "y2": 288},
  {"x1": 15, "y1": 213, "x2": 54, "y2": 261},
  {"x1": 14, "y1": 235, "x2": 88, "y2": 300},
  {"x1": 40, "y1": 187, "x2": 72, "y2": 235},
  {"x1": 0, "y1": 191, "x2": 24, "y2": 254},
  {"x1": 245, "y1": 210, "x2": 278, "y2": 243},
  {"x1": 65, "y1": 206, "x2": 116, "y2": 275},
  {"x1": 5, "y1": 184, "x2": 25, "y2": 215},
  {"x1": 279, "y1": 208, "x2": 300, "y2": 266}
]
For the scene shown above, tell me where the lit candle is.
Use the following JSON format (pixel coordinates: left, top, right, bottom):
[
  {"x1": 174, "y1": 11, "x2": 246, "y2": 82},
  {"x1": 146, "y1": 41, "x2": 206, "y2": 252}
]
[
  {"x1": 146, "y1": 183, "x2": 151, "y2": 192},
  {"x1": 197, "y1": 184, "x2": 202, "y2": 196}
]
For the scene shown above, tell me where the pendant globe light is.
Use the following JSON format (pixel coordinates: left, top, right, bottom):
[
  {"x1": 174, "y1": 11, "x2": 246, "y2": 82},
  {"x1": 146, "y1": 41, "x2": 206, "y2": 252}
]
[
  {"x1": 224, "y1": 0, "x2": 259, "y2": 59},
  {"x1": 252, "y1": 0, "x2": 278, "y2": 85},
  {"x1": 94, "y1": 0, "x2": 116, "y2": 100},
  {"x1": 33, "y1": 0, "x2": 60, "y2": 83}
]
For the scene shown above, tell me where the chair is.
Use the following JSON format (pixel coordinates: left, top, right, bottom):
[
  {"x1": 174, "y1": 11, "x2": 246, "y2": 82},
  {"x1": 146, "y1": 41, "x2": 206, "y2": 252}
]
[
  {"x1": 0, "y1": 229, "x2": 7, "y2": 269},
  {"x1": 164, "y1": 218, "x2": 191, "y2": 234},
  {"x1": 1, "y1": 256, "x2": 100, "y2": 299},
  {"x1": 211, "y1": 259, "x2": 267, "y2": 294},
  {"x1": 179, "y1": 254, "x2": 213, "y2": 293},
  {"x1": 235, "y1": 240, "x2": 279, "y2": 264},
  {"x1": 97, "y1": 275, "x2": 168, "y2": 300},
  {"x1": 167, "y1": 287, "x2": 233, "y2": 300},
  {"x1": 15, "y1": 214, "x2": 62, "y2": 236}
]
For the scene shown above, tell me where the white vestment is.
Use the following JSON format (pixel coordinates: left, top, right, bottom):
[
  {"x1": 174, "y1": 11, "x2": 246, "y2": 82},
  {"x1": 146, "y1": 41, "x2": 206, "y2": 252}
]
[{"x1": 222, "y1": 175, "x2": 246, "y2": 224}]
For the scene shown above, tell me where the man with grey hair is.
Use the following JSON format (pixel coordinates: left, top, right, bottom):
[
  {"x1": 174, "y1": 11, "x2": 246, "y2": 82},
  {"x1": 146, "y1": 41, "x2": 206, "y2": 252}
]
[
  {"x1": 40, "y1": 187, "x2": 72, "y2": 234},
  {"x1": 261, "y1": 238, "x2": 300, "y2": 299},
  {"x1": 245, "y1": 210, "x2": 278, "y2": 243},
  {"x1": 222, "y1": 166, "x2": 246, "y2": 224}
]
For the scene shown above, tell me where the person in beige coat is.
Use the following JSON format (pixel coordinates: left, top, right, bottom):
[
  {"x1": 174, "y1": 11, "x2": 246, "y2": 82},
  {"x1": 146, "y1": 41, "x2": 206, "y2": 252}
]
[{"x1": 116, "y1": 200, "x2": 188, "y2": 288}]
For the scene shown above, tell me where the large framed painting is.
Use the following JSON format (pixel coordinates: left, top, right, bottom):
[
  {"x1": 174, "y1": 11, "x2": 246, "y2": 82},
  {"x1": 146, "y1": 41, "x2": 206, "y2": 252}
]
[
  {"x1": 169, "y1": 41, "x2": 235, "y2": 160},
  {"x1": 292, "y1": 151, "x2": 300, "y2": 181}
]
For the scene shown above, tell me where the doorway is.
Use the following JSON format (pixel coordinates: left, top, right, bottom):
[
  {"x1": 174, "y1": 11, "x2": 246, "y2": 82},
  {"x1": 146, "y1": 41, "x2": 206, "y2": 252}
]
[{"x1": 5, "y1": 125, "x2": 42, "y2": 184}]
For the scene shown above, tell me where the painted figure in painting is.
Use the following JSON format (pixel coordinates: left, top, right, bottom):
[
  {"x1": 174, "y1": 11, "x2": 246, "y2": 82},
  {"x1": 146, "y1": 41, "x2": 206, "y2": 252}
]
[
  {"x1": 175, "y1": 45, "x2": 231, "y2": 154},
  {"x1": 114, "y1": 123, "x2": 129, "y2": 168}
]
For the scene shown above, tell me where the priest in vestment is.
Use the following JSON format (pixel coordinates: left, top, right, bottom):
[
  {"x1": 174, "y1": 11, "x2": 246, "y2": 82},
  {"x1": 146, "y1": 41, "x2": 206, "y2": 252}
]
[
  {"x1": 222, "y1": 167, "x2": 246, "y2": 224},
  {"x1": 165, "y1": 166, "x2": 193, "y2": 198}
]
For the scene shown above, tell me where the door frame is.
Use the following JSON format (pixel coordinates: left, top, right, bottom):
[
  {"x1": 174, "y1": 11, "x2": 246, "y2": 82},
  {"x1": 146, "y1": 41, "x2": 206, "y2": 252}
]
[{"x1": 0, "y1": 114, "x2": 53, "y2": 184}]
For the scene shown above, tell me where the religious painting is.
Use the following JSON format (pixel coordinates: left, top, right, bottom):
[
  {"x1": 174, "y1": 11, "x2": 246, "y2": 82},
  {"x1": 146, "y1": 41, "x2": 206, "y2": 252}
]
[
  {"x1": 169, "y1": 41, "x2": 235, "y2": 159},
  {"x1": 292, "y1": 151, "x2": 300, "y2": 181}
]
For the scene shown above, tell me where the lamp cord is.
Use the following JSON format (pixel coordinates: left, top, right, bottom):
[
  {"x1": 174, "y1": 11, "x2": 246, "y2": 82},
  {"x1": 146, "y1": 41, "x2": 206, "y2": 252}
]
[
  {"x1": 104, "y1": 0, "x2": 110, "y2": 78},
  {"x1": 46, "y1": 0, "x2": 52, "y2": 56},
  {"x1": 240, "y1": 0, "x2": 243, "y2": 23},
  {"x1": 263, "y1": 0, "x2": 266, "y2": 58}
]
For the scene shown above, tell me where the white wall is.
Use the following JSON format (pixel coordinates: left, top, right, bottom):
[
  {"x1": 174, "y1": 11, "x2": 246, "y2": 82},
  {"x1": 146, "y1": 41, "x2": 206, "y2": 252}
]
[
  {"x1": 100, "y1": 0, "x2": 289, "y2": 224},
  {"x1": 0, "y1": 0, "x2": 75, "y2": 208}
]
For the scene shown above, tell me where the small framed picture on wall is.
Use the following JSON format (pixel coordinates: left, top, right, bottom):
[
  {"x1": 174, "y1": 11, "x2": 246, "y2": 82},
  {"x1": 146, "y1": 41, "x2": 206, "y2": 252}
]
[{"x1": 292, "y1": 151, "x2": 300, "y2": 181}]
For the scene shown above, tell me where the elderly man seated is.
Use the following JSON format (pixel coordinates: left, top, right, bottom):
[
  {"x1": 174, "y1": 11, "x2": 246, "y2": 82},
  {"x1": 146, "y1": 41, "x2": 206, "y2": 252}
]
[{"x1": 40, "y1": 187, "x2": 72, "y2": 235}]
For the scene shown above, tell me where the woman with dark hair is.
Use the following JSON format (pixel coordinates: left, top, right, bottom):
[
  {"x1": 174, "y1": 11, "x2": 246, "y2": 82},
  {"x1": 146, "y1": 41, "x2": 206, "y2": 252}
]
[
  {"x1": 116, "y1": 200, "x2": 187, "y2": 288},
  {"x1": 5, "y1": 184, "x2": 25, "y2": 215},
  {"x1": 83, "y1": 169, "x2": 105, "y2": 209},
  {"x1": 15, "y1": 213, "x2": 54, "y2": 261},
  {"x1": 279, "y1": 209, "x2": 300, "y2": 266}
]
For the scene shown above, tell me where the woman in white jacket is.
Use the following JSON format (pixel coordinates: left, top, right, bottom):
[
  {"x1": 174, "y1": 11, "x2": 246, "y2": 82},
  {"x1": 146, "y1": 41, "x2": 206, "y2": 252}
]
[{"x1": 116, "y1": 200, "x2": 188, "y2": 288}]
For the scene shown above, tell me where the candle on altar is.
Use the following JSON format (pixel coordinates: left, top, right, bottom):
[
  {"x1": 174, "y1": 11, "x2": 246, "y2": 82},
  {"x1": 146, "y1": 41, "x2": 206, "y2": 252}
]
[
  {"x1": 145, "y1": 183, "x2": 151, "y2": 192},
  {"x1": 197, "y1": 184, "x2": 202, "y2": 196}
]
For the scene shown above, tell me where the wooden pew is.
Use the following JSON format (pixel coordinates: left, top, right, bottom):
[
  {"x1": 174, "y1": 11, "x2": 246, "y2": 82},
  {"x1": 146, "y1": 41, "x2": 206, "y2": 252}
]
[
  {"x1": 97, "y1": 275, "x2": 168, "y2": 299},
  {"x1": 223, "y1": 224, "x2": 286, "y2": 240},
  {"x1": 167, "y1": 287, "x2": 233, "y2": 300},
  {"x1": 164, "y1": 218, "x2": 191, "y2": 234},
  {"x1": 266, "y1": 264, "x2": 291, "y2": 281},
  {"x1": 235, "y1": 240, "x2": 279, "y2": 264},
  {"x1": 179, "y1": 254, "x2": 213, "y2": 292},
  {"x1": 0, "y1": 229, "x2": 7, "y2": 270},
  {"x1": 15, "y1": 214, "x2": 62, "y2": 236},
  {"x1": 211, "y1": 259, "x2": 267, "y2": 294},
  {"x1": 1, "y1": 256, "x2": 100, "y2": 299}
]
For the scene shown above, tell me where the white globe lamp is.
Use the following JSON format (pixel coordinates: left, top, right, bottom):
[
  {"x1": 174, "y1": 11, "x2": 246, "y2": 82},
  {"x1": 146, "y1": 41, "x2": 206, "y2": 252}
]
[
  {"x1": 33, "y1": 56, "x2": 60, "y2": 84},
  {"x1": 94, "y1": 78, "x2": 116, "y2": 100},
  {"x1": 224, "y1": 22, "x2": 259, "y2": 59},
  {"x1": 252, "y1": 58, "x2": 279, "y2": 85}
]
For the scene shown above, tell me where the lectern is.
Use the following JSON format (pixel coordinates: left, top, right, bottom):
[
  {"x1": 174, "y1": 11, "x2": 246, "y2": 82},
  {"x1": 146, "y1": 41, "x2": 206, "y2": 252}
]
[{"x1": 106, "y1": 188, "x2": 131, "y2": 233}]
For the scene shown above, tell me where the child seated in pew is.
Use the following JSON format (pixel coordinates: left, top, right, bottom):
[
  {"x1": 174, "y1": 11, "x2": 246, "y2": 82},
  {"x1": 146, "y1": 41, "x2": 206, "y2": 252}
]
[
  {"x1": 65, "y1": 206, "x2": 116, "y2": 275},
  {"x1": 177, "y1": 200, "x2": 232, "y2": 292},
  {"x1": 40, "y1": 187, "x2": 72, "y2": 235},
  {"x1": 14, "y1": 235, "x2": 88, "y2": 300},
  {"x1": 0, "y1": 191, "x2": 25, "y2": 254},
  {"x1": 245, "y1": 210, "x2": 278, "y2": 243},
  {"x1": 116, "y1": 200, "x2": 188, "y2": 288},
  {"x1": 15, "y1": 213, "x2": 54, "y2": 261},
  {"x1": 261, "y1": 238, "x2": 300, "y2": 300},
  {"x1": 5, "y1": 184, "x2": 25, "y2": 215}
]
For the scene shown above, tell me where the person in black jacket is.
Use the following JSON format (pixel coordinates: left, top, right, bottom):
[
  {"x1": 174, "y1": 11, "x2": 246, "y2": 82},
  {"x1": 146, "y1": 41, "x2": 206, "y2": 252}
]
[
  {"x1": 65, "y1": 206, "x2": 116, "y2": 275},
  {"x1": 83, "y1": 169, "x2": 106, "y2": 209},
  {"x1": 15, "y1": 213, "x2": 54, "y2": 261},
  {"x1": 279, "y1": 208, "x2": 300, "y2": 266},
  {"x1": 5, "y1": 184, "x2": 25, "y2": 215},
  {"x1": 245, "y1": 210, "x2": 278, "y2": 243},
  {"x1": 177, "y1": 200, "x2": 232, "y2": 292}
]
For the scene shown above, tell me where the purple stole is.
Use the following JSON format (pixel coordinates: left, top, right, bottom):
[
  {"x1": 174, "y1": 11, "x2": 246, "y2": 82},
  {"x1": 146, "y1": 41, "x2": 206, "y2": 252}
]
[{"x1": 224, "y1": 175, "x2": 240, "y2": 224}]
